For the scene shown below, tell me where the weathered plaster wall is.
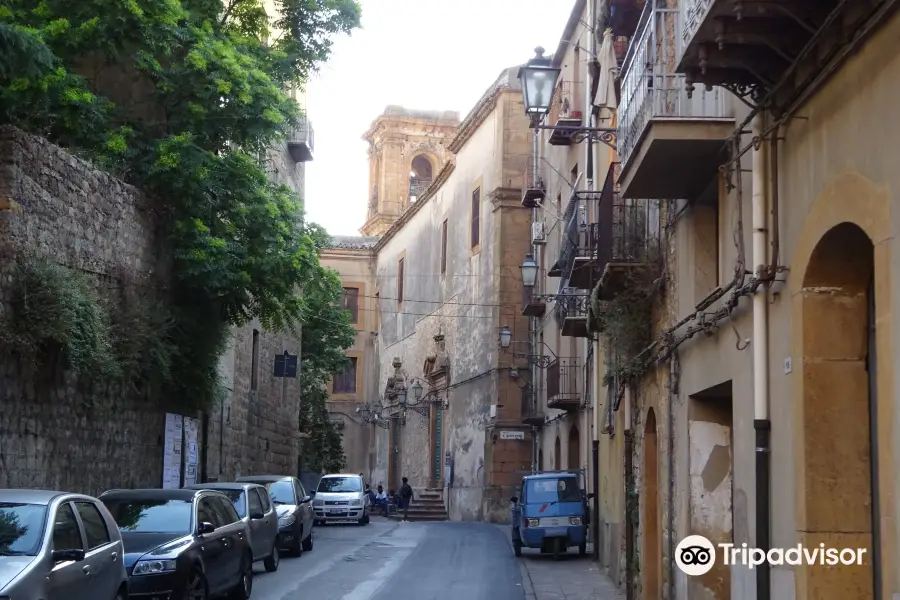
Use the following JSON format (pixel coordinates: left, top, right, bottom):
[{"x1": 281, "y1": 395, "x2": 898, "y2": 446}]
[
  {"x1": 0, "y1": 126, "x2": 174, "y2": 494},
  {"x1": 669, "y1": 11, "x2": 900, "y2": 600}
]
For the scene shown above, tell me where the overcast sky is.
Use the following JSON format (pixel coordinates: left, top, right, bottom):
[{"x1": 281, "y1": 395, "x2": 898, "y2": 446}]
[{"x1": 304, "y1": 0, "x2": 574, "y2": 236}]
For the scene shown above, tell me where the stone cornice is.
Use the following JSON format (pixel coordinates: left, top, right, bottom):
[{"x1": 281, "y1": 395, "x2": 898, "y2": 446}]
[
  {"x1": 372, "y1": 161, "x2": 456, "y2": 253},
  {"x1": 488, "y1": 186, "x2": 526, "y2": 211},
  {"x1": 447, "y1": 87, "x2": 507, "y2": 154}
]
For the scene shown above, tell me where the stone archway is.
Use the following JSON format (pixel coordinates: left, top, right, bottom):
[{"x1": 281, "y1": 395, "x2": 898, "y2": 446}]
[
  {"x1": 568, "y1": 425, "x2": 580, "y2": 470},
  {"x1": 642, "y1": 408, "x2": 660, "y2": 600},
  {"x1": 796, "y1": 222, "x2": 876, "y2": 599},
  {"x1": 554, "y1": 436, "x2": 561, "y2": 470}
]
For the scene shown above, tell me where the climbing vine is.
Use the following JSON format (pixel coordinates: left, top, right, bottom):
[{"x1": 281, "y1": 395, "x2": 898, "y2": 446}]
[{"x1": 0, "y1": 0, "x2": 361, "y2": 410}]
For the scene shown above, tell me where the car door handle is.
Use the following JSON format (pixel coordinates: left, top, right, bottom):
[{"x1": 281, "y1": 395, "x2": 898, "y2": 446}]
[
  {"x1": 82, "y1": 566, "x2": 91, "y2": 575},
  {"x1": 111, "y1": 552, "x2": 118, "y2": 562}
]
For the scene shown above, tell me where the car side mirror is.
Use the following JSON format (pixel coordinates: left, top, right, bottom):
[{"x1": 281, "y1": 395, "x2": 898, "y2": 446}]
[
  {"x1": 197, "y1": 521, "x2": 216, "y2": 535},
  {"x1": 510, "y1": 496, "x2": 518, "y2": 504},
  {"x1": 52, "y1": 548, "x2": 85, "y2": 562},
  {"x1": 587, "y1": 493, "x2": 595, "y2": 500},
  {"x1": 300, "y1": 495, "x2": 312, "y2": 504},
  {"x1": 309, "y1": 491, "x2": 316, "y2": 497},
  {"x1": 250, "y1": 510, "x2": 265, "y2": 519}
]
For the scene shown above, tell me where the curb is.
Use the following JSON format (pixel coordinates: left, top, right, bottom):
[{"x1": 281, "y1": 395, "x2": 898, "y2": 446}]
[{"x1": 495, "y1": 524, "x2": 536, "y2": 600}]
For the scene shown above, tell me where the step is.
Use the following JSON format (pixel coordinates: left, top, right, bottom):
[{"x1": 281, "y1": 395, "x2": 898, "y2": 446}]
[{"x1": 389, "y1": 512, "x2": 448, "y2": 522}]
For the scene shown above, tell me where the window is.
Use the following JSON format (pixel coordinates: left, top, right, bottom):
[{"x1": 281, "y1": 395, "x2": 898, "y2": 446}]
[
  {"x1": 211, "y1": 496, "x2": 239, "y2": 524},
  {"x1": 75, "y1": 502, "x2": 110, "y2": 549},
  {"x1": 104, "y1": 499, "x2": 193, "y2": 534},
  {"x1": 294, "y1": 481, "x2": 306, "y2": 501},
  {"x1": 397, "y1": 258, "x2": 404, "y2": 304},
  {"x1": 218, "y1": 489, "x2": 246, "y2": 518},
  {"x1": 342, "y1": 287, "x2": 359, "y2": 323},
  {"x1": 251, "y1": 329, "x2": 260, "y2": 391},
  {"x1": 440, "y1": 219, "x2": 448, "y2": 274},
  {"x1": 317, "y1": 476, "x2": 362, "y2": 493},
  {"x1": 253, "y1": 488, "x2": 271, "y2": 513},
  {"x1": 247, "y1": 489, "x2": 263, "y2": 518},
  {"x1": 471, "y1": 187, "x2": 481, "y2": 248},
  {"x1": 51, "y1": 503, "x2": 83, "y2": 552},
  {"x1": 0, "y1": 502, "x2": 46, "y2": 556},
  {"x1": 197, "y1": 498, "x2": 220, "y2": 527},
  {"x1": 260, "y1": 480, "x2": 297, "y2": 505},
  {"x1": 333, "y1": 357, "x2": 358, "y2": 394}
]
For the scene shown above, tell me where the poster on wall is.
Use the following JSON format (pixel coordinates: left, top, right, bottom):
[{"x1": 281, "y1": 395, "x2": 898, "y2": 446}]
[
  {"x1": 162, "y1": 413, "x2": 184, "y2": 489},
  {"x1": 183, "y1": 417, "x2": 200, "y2": 486}
]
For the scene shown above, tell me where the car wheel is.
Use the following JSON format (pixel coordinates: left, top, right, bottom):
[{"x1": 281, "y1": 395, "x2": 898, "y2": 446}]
[
  {"x1": 302, "y1": 529, "x2": 314, "y2": 552},
  {"x1": 513, "y1": 539, "x2": 523, "y2": 557},
  {"x1": 264, "y1": 544, "x2": 280, "y2": 572},
  {"x1": 291, "y1": 526, "x2": 304, "y2": 556},
  {"x1": 363, "y1": 510, "x2": 370, "y2": 525},
  {"x1": 184, "y1": 567, "x2": 209, "y2": 600},
  {"x1": 228, "y1": 553, "x2": 253, "y2": 599},
  {"x1": 114, "y1": 586, "x2": 127, "y2": 600}
]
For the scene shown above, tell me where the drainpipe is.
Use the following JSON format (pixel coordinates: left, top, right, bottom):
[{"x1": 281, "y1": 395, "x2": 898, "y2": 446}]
[
  {"x1": 531, "y1": 125, "x2": 541, "y2": 473},
  {"x1": 584, "y1": 0, "x2": 597, "y2": 544},
  {"x1": 751, "y1": 114, "x2": 771, "y2": 600},
  {"x1": 667, "y1": 351, "x2": 678, "y2": 600},
  {"x1": 623, "y1": 383, "x2": 634, "y2": 600}
]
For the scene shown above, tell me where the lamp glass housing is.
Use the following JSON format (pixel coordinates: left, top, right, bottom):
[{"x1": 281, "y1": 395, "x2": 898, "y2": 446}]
[
  {"x1": 519, "y1": 65, "x2": 561, "y2": 115},
  {"x1": 499, "y1": 325, "x2": 512, "y2": 349},
  {"x1": 520, "y1": 254, "x2": 539, "y2": 288},
  {"x1": 358, "y1": 404, "x2": 371, "y2": 421},
  {"x1": 412, "y1": 381, "x2": 423, "y2": 401}
]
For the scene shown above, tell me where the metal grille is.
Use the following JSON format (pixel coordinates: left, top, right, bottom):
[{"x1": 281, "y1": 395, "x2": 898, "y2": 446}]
[{"x1": 547, "y1": 358, "x2": 582, "y2": 403}]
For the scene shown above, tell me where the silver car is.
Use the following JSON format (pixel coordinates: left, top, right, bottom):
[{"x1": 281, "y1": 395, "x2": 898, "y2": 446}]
[
  {"x1": 184, "y1": 482, "x2": 280, "y2": 571},
  {"x1": 312, "y1": 474, "x2": 370, "y2": 525},
  {"x1": 0, "y1": 489, "x2": 128, "y2": 600}
]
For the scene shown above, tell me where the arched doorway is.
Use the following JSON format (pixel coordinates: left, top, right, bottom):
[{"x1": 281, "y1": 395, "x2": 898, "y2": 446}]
[
  {"x1": 642, "y1": 408, "x2": 660, "y2": 600},
  {"x1": 798, "y1": 222, "x2": 877, "y2": 599},
  {"x1": 409, "y1": 155, "x2": 433, "y2": 202},
  {"x1": 568, "y1": 425, "x2": 580, "y2": 470},
  {"x1": 554, "y1": 436, "x2": 561, "y2": 470},
  {"x1": 538, "y1": 449, "x2": 544, "y2": 471}
]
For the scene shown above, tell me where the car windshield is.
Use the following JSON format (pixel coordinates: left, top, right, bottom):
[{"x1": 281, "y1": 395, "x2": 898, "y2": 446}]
[
  {"x1": 317, "y1": 477, "x2": 361, "y2": 493},
  {"x1": 260, "y1": 482, "x2": 294, "y2": 505},
  {"x1": 0, "y1": 503, "x2": 47, "y2": 556},
  {"x1": 103, "y1": 499, "x2": 193, "y2": 534},
  {"x1": 219, "y1": 490, "x2": 245, "y2": 518},
  {"x1": 524, "y1": 477, "x2": 581, "y2": 504}
]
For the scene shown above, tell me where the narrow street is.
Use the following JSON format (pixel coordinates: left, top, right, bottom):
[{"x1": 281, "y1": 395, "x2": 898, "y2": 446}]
[{"x1": 250, "y1": 518, "x2": 620, "y2": 600}]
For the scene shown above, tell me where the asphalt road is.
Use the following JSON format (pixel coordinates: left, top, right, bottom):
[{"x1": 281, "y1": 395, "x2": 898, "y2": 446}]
[{"x1": 250, "y1": 517, "x2": 526, "y2": 600}]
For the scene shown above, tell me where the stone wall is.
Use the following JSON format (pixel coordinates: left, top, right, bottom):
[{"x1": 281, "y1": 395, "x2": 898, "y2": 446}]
[{"x1": 0, "y1": 125, "x2": 174, "y2": 495}]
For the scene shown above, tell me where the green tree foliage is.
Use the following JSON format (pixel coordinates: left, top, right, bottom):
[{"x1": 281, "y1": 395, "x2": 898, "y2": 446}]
[{"x1": 0, "y1": 0, "x2": 360, "y2": 463}]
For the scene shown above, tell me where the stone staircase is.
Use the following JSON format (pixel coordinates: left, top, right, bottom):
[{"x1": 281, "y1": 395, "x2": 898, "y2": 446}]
[{"x1": 389, "y1": 488, "x2": 448, "y2": 522}]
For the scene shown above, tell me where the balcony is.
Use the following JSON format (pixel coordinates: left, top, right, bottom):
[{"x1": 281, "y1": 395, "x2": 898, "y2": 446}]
[
  {"x1": 522, "y1": 285, "x2": 546, "y2": 318},
  {"x1": 521, "y1": 389, "x2": 545, "y2": 426},
  {"x1": 677, "y1": 0, "x2": 890, "y2": 110},
  {"x1": 521, "y1": 154, "x2": 546, "y2": 208},
  {"x1": 617, "y1": 3, "x2": 733, "y2": 200},
  {"x1": 555, "y1": 290, "x2": 591, "y2": 338},
  {"x1": 288, "y1": 116, "x2": 314, "y2": 163},
  {"x1": 546, "y1": 358, "x2": 582, "y2": 412},
  {"x1": 547, "y1": 81, "x2": 585, "y2": 146},
  {"x1": 409, "y1": 178, "x2": 432, "y2": 199},
  {"x1": 555, "y1": 197, "x2": 606, "y2": 290},
  {"x1": 595, "y1": 163, "x2": 661, "y2": 300}
]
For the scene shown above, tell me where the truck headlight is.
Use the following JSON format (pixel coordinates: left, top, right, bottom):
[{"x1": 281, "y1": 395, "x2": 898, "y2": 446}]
[
  {"x1": 525, "y1": 518, "x2": 540, "y2": 527},
  {"x1": 132, "y1": 559, "x2": 177, "y2": 575},
  {"x1": 569, "y1": 517, "x2": 582, "y2": 525}
]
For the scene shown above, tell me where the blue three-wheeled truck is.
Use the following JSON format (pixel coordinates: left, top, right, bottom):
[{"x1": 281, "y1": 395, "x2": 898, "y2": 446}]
[{"x1": 510, "y1": 469, "x2": 593, "y2": 559}]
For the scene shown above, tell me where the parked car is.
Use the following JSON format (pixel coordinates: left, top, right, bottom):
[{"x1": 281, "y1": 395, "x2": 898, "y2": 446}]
[
  {"x1": 184, "y1": 482, "x2": 280, "y2": 572},
  {"x1": 100, "y1": 488, "x2": 253, "y2": 600},
  {"x1": 0, "y1": 489, "x2": 129, "y2": 600},
  {"x1": 312, "y1": 474, "x2": 370, "y2": 526},
  {"x1": 234, "y1": 476, "x2": 314, "y2": 556}
]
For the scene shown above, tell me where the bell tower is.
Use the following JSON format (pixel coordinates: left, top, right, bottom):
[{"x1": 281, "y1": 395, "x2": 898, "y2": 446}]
[{"x1": 360, "y1": 106, "x2": 459, "y2": 237}]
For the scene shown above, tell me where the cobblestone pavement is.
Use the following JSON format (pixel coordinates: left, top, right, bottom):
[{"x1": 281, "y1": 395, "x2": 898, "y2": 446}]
[{"x1": 496, "y1": 525, "x2": 625, "y2": 600}]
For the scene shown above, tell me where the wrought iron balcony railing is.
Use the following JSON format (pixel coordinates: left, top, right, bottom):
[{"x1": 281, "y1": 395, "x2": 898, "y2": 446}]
[
  {"x1": 548, "y1": 80, "x2": 584, "y2": 126},
  {"x1": 554, "y1": 289, "x2": 591, "y2": 334},
  {"x1": 521, "y1": 388, "x2": 545, "y2": 426},
  {"x1": 287, "y1": 116, "x2": 314, "y2": 163},
  {"x1": 409, "y1": 178, "x2": 432, "y2": 199},
  {"x1": 617, "y1": 2, "x2": 727, "y2": 167},
  {"x1": 522, "y1": 153, "x2": 547, "y2": 208},
  {"x1": 595, "y1": 163, "x2": 661, "y2": 271},
  {"x1": 546, "y1": 358, "x2": 582, "y2": 411}
]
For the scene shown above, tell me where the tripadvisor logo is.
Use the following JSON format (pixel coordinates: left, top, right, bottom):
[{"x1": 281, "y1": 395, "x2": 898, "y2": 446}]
[{"x1": 675, "y1": 535, "x2": 868, "y2": 576}]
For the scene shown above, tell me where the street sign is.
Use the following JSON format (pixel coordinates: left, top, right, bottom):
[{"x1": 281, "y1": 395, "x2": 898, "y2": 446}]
[
  {"x1": 500, "y1": 430, "x2": 525, "y2": 440},
  {"x1": 274, "y1": 351, "x2": 298, "y2": 378}
]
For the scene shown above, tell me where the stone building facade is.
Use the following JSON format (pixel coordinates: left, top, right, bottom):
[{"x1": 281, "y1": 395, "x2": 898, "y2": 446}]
[{"x1": 319, "y1": 236, "x2": 378, "y2": 475}]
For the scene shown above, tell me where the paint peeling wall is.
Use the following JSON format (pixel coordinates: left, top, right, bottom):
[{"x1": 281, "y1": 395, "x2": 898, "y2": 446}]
[{"x1": 371, "y1": 104, "x2": 502, "y2": 521}]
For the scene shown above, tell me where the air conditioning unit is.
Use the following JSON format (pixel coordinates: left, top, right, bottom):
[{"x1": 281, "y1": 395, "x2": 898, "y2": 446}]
[{"x1": 532, "y1": 221, "x2": 546, "y2": 244}]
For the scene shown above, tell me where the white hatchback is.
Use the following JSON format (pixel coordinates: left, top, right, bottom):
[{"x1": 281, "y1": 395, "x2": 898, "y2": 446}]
[{"x1": 312, "y1": 474, "x2": 370, "y2": 525}]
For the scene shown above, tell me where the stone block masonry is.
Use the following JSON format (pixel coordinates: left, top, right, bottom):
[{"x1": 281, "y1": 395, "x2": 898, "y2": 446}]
[{"x1": 0, "y1": 125, "x2": 173, "y2": 495}]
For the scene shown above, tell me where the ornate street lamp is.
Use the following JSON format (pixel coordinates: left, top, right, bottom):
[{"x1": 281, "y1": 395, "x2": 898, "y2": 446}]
[
  {"x1": 373, "y1": 400, "x2": 383, "y2": 418},
  {"x1": 357, "y1": 404, "x2": 371, "y2": 421},
  {"x1": 396, "y1": 387, "x2": 407, "y2": 408},
  {"x1": 499, "y1": 325, "x2": 512, "y2": 349},
  {"x1": 518, "y1": 47, "x2": 561, "y2": 118},
  {"x1": 520, "y1": 253, "x2": 539, "y2": 289},
  {"x1": 411, "y1": 380, "x2": 423, "y2": 402}
]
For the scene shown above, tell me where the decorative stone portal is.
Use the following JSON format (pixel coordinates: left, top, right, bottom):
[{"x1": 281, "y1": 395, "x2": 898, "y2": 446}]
[
  {"x1": 642, "y1": 408, "x2": 661, "y2": 600},
  {"x1": 797, "y1": 222, "x2": 875, "y2": 600}
]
